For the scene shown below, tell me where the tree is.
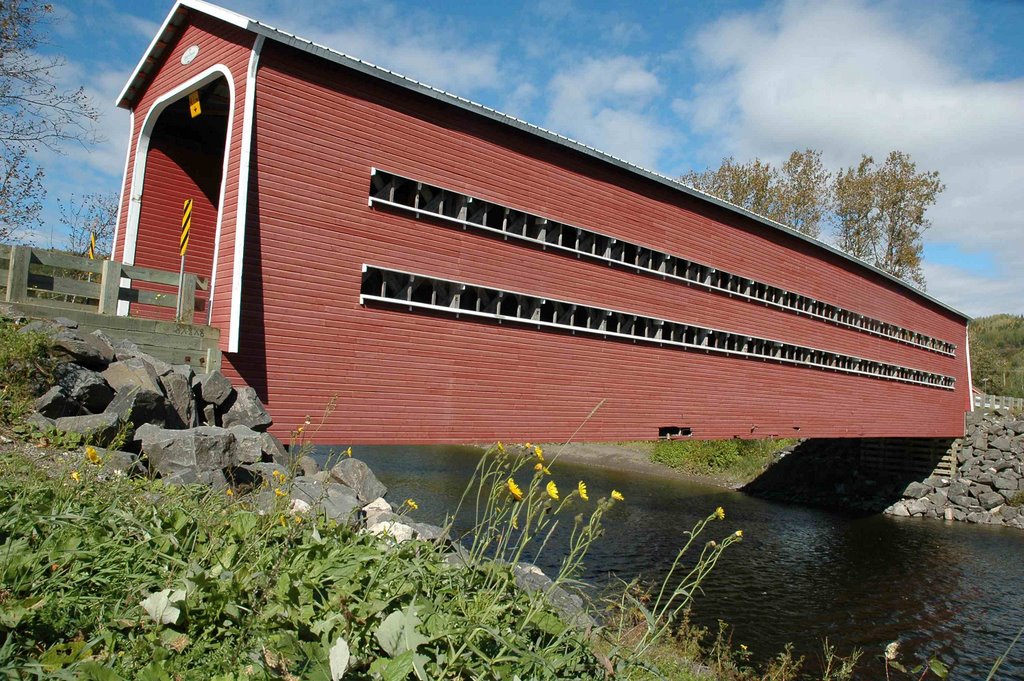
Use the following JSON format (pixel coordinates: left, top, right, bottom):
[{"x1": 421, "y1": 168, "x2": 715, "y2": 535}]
[
  {"x1": 59, "y1": 190, "x2": 117, "y2": 257},
  {"x1": 681, "y1": 149, "x2": 943, "y2": 287},
  {"x1": 680, "y1": 149, "x2": 830, "y2": 238},
  {"x1": 0, "y1": 0, "x2": 99, "y2": 240},
  {"x1": 833, "y1": 151, "x2": 943, "y2": 289}
]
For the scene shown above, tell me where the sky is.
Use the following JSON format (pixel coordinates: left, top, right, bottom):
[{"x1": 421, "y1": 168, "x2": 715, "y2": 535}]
[{"x1": 24, "y1": 0, "x2": 1024, "y2": 317}]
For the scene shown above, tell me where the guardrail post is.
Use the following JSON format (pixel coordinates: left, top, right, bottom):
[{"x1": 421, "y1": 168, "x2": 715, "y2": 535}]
[
  {"x1": 179, "y1": 273, "x2": 197, "y2": 323},
  {"x1": 4, "y1": 246, "x2": 30, "y2": 303},
  {"x1": 97, "y1": 259, "x2": 122, "y2": 315}
]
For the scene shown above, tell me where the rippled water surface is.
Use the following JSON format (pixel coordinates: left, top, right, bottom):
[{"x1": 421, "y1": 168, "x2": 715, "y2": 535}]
[{"x1": 319, "y1": 445, "x2": 1024, "y2": 680}]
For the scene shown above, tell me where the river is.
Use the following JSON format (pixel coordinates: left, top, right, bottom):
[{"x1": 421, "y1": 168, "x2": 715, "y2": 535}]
[{"x1": 316, "y1": 444, "x2": 1024, "y2": 680}]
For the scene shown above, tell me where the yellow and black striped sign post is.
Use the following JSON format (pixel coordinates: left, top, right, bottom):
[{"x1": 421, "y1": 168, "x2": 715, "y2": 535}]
[
  {"x1": 176, "y1": 199, "x2": 193, "y2": 320},
  {"x1": 87, "y1": 232, "x2": 96, "y2": 260}
]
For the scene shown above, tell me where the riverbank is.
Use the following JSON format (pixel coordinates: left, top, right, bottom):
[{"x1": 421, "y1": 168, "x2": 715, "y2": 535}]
[{"x1": 543, "y1": 441, "x2": 747, "y2": 489}]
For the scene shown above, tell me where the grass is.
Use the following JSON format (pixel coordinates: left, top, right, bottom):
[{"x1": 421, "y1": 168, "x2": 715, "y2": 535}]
[
  {"x1": 0, "y1": 438, "x2": 762, "y2": 680},
  {"x1": 650, "y1": 438, "x2": 798, "y2": 484},
  {"x1": 0, "y1": 316, "x2": 54, "y2": 426}
]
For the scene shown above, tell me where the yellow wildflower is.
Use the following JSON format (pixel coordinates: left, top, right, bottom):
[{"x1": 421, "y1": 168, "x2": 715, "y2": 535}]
[
  {"x1": 226, "y1": 488, "x2": 234, "y2": 497},
  {"x1": 740, "y1": 644, "x2": 748, "y2": 652},
  {"x1": 274, "y1": 488, "x2": 286, "y2": 498},
  {"x1": 70, "y1": 470, "x2": 81, "y2": 482},
  {"x1": 294, "y1": 515, "x2": 303, "y2": 524},
  {"x1": 534, "y1": 462, "x2": 550, "y2": 474},
  {"x1": 85, "y1": 446, "x2": 102, "y2": 465},
  {"x1": 272, "y1": 469, "x2": 281, "y2": 479},
  {"x1": 534, "y1": 446, "x2": 544, "y2": 461},
  {"x1": 546, "y1": 480, "x2": 559, "y2": 501},
  {"x1": 279, "y1": 515, "x2": 287, "y2": 527},
  {"x1": 496, "y1": 441, "x2": 505, "y2": 453},
  {"x1": 715, "y1": 507, "x2": 725, "y2": 520},
  {"x1": 344, "y1": 446, "x2": 353, "y2": 457},
  {"x1": 405, "y1": 499, "x2": 419, "y2": 510},
  {"x1": 735, "y1": 530, "x2": 743, "y2": 538},
  {"x1": 507, "y1": 478, "x2": 523, "y2": 501},
  {"x1": 578, "y1": 481, "x2": 589, "y2": 501},
  {"x1": 611, "y1": 490, "x2": 624, "y2": 502},
  {"x1": 524, "y1": 442, "x2": 533, "y2": 449},
  {"x1": 296, "y1": 425, "x2": 305, "y2": 435}
]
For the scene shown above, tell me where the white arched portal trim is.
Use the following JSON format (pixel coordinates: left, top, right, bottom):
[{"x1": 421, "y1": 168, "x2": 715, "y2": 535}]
[{"x1": 122, "y1": 64, "x2": 237, "y2": 327}]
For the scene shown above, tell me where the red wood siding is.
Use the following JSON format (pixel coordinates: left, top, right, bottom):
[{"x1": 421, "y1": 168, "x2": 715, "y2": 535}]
[
  {"x1": 208, "y1": 39, "x2": 969, "y2": 445},
  {"x1": 114, "y1": 13, "x2": 253, "y2": 344},
  {"x1": 130, "y1": 135, "x2": 219, "y2": 319}
]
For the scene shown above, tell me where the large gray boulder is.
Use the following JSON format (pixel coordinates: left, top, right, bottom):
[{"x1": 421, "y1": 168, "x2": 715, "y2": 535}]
[
  {"x1": 137, "y1": 426, "x2": 235, "y2": 478},
  {"x1": 104, "y1": 386, "x2": 183, "y2": 431},
  {"x1": 25, "y1": 412, "x2": 56, "y2": 431},
  {"x1": 193, "y1": 371, "x2": 234, "y2": 407},
  {"x1": 260, "y1": 432, "x2": 289, "y2": 465},
  {"x1": 329, "y1": 457, "x2": 387, "y2": 503},
  {"x1": 159, "y1": 371, "x2": 197, "y2": 428},
  {"x1": 903, "y1": 481, "x2": 931, "y2": 499},
  {"x1": 222, "y1": 387, "x2": 272, "y2": 431},
  {"x1": 54, "y1": 411, "x2": 122, "y2": 446},
  {"x1": 55, "y1": 363, "x2": 114, "y2": 413},
  {"x1": 320, "y1": 484, "x2": 362, "y2": 524},
  {"x1": 51, "y1": 330, "x2": 114, "y2": 368},
  {"x1": 102, "y1": 358, "x2": 163, "y2": 394},
  {"x1": 228, "y1": 425, "x2": 263, "y2": 464},
  {"x1": 512, "y1": 562, "x2": 594, "y2": 630},
  {"x1": 978, "y1": 491, "x2": 1005, "y2": 510},
  {"x1": 34, "y1": 386, "x2": 82, "y2": 419}
]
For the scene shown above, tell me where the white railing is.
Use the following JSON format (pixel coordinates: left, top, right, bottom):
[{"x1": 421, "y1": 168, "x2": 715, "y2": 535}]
[{"x1": 974, "y1": 393, "x2": 1024, "y2": 411}]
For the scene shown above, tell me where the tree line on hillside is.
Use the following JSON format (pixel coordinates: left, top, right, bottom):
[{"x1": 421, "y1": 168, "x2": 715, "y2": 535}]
[
  {"x1": 970, "y1": 314, "x2": 1024, "y2": 398},
  {"x1": 681, "y1": 149, "x2": 944, "y2": 289}
]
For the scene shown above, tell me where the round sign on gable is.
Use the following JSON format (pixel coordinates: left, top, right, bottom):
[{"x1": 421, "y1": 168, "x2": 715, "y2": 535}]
[{"x1": 181, "y1": 45, "x2": 200, "y2": 65}]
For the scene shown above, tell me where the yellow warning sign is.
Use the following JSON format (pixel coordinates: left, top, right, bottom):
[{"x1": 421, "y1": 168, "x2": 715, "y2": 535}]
[
  {"x1": 188, "y1": 91, "x2": 201, "y2": 118},
  {"x1": 180, "y1": 199, "x2": 193, "y2": 257}
]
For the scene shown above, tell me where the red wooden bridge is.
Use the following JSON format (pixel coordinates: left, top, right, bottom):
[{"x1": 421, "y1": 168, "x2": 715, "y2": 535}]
[{"x1": 108, "y1": 0, "x2": 972, "y2": 445}]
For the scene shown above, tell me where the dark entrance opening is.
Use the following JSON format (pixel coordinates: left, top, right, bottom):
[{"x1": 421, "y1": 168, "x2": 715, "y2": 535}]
[{"x1": 132, "y1": 76, "x2": 230, "y2": 321}]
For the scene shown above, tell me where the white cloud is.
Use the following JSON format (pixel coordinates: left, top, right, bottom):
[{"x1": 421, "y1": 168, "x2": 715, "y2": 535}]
[
  {"x1": 922, "y1": 262, "x2": 1021, "y2": 318},
  {"x1": 545, "y1": 56, "x2": 677, "y2": 168},
  {"x1": 225, "y1": 0, "x2": 502, "y2": 95},
  {"x1": 677, "y1": 0, "x2": 1024, "y2": 314}
]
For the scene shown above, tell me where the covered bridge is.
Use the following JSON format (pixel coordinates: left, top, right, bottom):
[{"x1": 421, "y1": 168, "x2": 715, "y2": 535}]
[{"x1": 112, "y1": 0, "x2": 972, "y2": 444}]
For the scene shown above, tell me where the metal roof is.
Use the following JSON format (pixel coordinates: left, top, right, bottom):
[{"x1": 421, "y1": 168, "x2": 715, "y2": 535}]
[{"x1": 117, "y1": 0, "x2": 970, "y2": 321}]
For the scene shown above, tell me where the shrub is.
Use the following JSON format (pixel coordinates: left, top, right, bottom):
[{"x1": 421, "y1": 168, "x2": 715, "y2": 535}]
[{"x1": 0, "y1": 318, "x2": 53, "y2": 425}]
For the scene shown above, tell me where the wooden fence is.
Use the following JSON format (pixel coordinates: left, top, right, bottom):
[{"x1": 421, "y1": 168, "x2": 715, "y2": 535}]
[
  {"x1": 1, "y1": 244, "x2": 205, "y2": 322},
  {"x1": 1, "y1": 244, "x2": 220, "y2": 372},
  {"x1": 973, "y1": 393, "x2": 1024, "y2": 412}
]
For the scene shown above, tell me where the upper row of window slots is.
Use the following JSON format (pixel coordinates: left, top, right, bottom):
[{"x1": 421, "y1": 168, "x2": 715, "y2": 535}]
[
  {"x1": 359, "y1": 266, "x2": 955, "y2": 390},
  {"x1": 368, "y1": 169, "x2": 957, "y2": 357}
]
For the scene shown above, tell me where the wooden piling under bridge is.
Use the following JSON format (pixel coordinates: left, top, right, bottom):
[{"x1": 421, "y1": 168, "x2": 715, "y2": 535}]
[{"x1": 1, "y1": 244, "x2": 220, "y2": 373}]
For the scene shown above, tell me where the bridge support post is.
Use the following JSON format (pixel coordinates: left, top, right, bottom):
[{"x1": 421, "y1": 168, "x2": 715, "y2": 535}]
[
  {"x1": 4, "y1": 246, "x2": 29, "y2": 303},
  {"x1": 97, "y1": 260, "x2": 122, "y2": 315}
]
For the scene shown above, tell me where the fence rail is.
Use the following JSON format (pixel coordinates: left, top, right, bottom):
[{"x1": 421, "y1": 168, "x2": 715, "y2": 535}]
[
  {"x1": 1, "y1": 244, "x2": 207, "y2": 322},
  {"x1": 973, "y1": 393, "x2": 1024, "y2": 411},
  {"x1": 1, "y1": 243, "x2": 220, "y2": 372}
]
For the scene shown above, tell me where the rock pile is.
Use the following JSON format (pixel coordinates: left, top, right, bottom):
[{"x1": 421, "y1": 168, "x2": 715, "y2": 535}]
[
  {"x1": 13, "y1": 314, "x2": 442, "y2": 535},
  {"x1": 886, "y1": 409, "x2": 1024, "y2": 528}
]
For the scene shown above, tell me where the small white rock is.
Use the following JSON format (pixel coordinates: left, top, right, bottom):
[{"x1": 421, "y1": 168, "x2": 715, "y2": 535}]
[{"x1": 366, "y1": 520, "x2": 414, "y2": 543}]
